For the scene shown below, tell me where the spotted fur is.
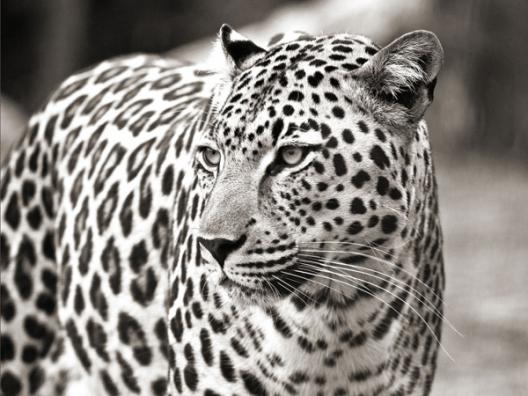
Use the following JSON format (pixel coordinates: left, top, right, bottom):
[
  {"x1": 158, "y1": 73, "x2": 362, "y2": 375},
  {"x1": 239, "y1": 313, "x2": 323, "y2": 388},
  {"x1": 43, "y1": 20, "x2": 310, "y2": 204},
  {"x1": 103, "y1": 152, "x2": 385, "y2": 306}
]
[{"x1": 0, "y1": 25, "x2": 444, "y2": 396}]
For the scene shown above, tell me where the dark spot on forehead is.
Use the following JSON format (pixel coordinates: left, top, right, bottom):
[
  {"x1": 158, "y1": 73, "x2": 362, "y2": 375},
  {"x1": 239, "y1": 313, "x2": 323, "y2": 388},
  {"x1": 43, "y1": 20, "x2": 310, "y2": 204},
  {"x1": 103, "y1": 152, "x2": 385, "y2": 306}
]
[
  {"x1": 308, "y1": 72, "x2": 324, "y2": 88},
  {"x1": 356, "y1": 57, "x2": 368, "y2": 65},
  {"x1": 358, "y1": 121, "x2": 369, "y2": 133},
  {"x1": 329, "y1": 54, "x2": 346, "y2": 61},
  {"x1": 351, "y1": 170, "x2": 370, "y2": 189},
  {"x1": 288, "y1": 91, "x2": 304, "y2": 102},
  {"x1": 326, "y1": 199, "x2": 339, "y2": 210},
  {"x1": 332, "y1": 154, "x2": 347, "y2": 176},
  {"x1": 329, "y1": 78, "x2": 340, "y2": 88},
  {"x1": 320, "y1": 123, "x2": 331, "y2": 139},
  {"x1": 313, "y1": 161, "x2": 325, "y2": 174},
  {"x1": 365, "y1": 46, "x2": 378, "y2": 55},
  {"x1": 341, "y1": 63, "x2": 358, "y2": 71},
  {"x1": 375, "y1": 128, "x2": 386, "y2": 142},
  {"x1": 324, "y1": 92, "x2": 338, "y2": 102},
  {"x1": 294, "y1": 70, "x2": 306, "y2": 79},
  {"x1": 332, "y1": 107, "x2": 344, "y2": 119},
  {"x1": 283, "y1": 105, "x2": 294, "y2": 116},
  {"x1": 342, "y1": 129, "x2": 354, "y2": 144},
  {"x1": 325, "y1": 137, "x2": 338, "y2": 148},
  {"x1": 350, "y1": 197, "x2": 367, "y2": 214},
  {"x1": 271, "y1": 119, "x2": 284, "y2": 145},
  {"x1": 370, "y1": 146, "x2": 390, "y2": 170},
  {"x1": 333, "y1": 45, "x2": 353, "y2": 53},
  {"x1": 312, "y1": 202, "x2": 322, "y2": 211},
  {"x1": 286, "y1": 43, "x2": 301, "y2": 51}
]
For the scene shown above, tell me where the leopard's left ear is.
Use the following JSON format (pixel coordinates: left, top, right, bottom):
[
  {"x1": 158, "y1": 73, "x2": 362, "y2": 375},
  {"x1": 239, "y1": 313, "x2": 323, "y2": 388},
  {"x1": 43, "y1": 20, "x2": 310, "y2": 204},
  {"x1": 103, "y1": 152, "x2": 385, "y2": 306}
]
[
  {"x1": 218, "y1": 24, "x2": 267, "y2": 72},
  {"x1": 356, "y1": 30, "x2": 444, "y2": 120}
]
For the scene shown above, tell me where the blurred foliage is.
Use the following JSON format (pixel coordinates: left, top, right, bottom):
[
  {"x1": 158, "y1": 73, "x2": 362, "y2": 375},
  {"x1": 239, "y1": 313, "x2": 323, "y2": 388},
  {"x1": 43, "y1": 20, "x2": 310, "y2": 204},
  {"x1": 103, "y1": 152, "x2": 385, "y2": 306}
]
[{"x1": 427, "y1": 0, "x2": 528, "y2": 160}]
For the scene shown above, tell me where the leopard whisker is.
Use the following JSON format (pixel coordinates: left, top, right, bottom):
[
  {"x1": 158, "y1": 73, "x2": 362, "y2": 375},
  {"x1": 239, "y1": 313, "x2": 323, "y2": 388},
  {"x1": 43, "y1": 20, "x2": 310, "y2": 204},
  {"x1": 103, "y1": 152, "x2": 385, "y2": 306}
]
[
  {"x1": 299, "y1": 247, "x2": 451, "y2": 323},
  {"x1": 271, "y1": 274, "x2": 316, "y2": 306},
  {"x1": 287, "y1": 266, "x2": 394, "y2": 315},
  {"x1": 263, "y1": 276, "x2": 280, "y2": 302},
  {"x1": 280, "y1": 269, "x2": 364, "y2": 306},
  {"x1": 299, "y1": 253, "x2": 438, "y2": 312},
  {"x1": 298, "y1": 254, "x2": 462, "y2": 337},
  {"x1": 298, "y1": 247, "x2": 445, "y2": 306},
  {"x1": 295, "y1": 261, "x2": 454, "y2": 362},
  {"x1": 298, "y1": 251, "x2": 442, "y2": 309}
]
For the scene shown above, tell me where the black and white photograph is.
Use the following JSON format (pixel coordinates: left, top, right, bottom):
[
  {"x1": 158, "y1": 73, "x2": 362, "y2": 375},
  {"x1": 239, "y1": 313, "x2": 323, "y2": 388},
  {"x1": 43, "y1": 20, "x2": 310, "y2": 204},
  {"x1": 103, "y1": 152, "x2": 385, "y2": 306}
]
[{"x1": 1, "y1": 1, "x2": 527, "y2": 395}]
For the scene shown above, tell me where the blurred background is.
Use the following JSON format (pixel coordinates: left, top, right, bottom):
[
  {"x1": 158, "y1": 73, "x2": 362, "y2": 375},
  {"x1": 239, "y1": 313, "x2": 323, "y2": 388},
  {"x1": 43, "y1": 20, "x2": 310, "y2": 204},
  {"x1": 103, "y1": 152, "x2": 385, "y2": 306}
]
[{"x1": 2, "y1": 0, "x2": 527, "y2": 394}]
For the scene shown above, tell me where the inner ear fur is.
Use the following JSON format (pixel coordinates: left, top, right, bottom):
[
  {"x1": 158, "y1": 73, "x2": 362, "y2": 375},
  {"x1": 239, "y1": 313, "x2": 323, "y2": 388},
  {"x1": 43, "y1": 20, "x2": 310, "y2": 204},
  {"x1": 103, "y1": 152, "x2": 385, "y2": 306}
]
[{"x1": 356, "y1": 30, "x2": 444, "y2": 120}]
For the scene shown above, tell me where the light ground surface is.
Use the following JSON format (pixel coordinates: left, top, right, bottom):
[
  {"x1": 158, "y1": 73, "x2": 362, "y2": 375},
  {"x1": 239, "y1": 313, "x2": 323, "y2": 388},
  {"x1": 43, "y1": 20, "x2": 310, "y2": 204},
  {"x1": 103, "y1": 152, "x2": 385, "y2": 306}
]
[{"x1": 432, "y1": 156, "x2": 528, "y2": 396}]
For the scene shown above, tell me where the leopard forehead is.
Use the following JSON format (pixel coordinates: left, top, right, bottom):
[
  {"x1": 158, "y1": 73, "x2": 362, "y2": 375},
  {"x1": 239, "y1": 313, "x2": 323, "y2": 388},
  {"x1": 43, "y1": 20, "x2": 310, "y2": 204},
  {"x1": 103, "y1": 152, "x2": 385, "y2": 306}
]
[{"x1": 206, "y1": 34, "x2": 380, "y2": 150}]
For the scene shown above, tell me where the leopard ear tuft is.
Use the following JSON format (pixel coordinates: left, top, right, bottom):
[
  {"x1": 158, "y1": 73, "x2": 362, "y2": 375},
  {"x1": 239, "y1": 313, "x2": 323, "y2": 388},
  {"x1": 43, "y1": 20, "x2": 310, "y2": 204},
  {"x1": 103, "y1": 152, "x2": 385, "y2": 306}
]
[
  {"x1": 218, "y1": 24, "x2": 267, "y2": 72},
  {"x1": 356, "y1": 30, "x2": 444, "y2": 120}
]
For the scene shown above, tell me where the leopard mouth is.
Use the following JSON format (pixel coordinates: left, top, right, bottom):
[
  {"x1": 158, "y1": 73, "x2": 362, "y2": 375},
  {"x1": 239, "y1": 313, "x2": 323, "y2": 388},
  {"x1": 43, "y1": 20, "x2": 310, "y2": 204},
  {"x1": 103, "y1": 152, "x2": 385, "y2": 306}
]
[
  {"x1": 232, "y1": 251, "x2": 298, "y2": 269},
  {"x1": 226, "y1": 268, "x2": 315, "y2": 301},
  {"x1": 210, "y1": 251, "x2": 321, "y2": 301}
]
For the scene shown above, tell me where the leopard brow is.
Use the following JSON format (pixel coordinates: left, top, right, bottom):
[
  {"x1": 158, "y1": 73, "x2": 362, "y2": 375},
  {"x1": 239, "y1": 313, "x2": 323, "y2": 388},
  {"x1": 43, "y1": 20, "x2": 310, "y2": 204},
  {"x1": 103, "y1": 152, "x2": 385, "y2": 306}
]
[
  {"x1": 278, "y1": 141, "x2": 322, "y2": 147},
  {"x1": 278, "y1": 133, "x2": 324, "y2": 147},
  {"x1": 193, "y1": 139, "x2": 219, "y2": 155}
]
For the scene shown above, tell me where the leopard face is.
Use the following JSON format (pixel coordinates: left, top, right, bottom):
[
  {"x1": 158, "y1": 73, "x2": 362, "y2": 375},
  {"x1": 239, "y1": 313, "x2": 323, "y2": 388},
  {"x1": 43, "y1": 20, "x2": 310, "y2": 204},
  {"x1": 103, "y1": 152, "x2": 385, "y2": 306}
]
[{"x1": 196, "y1": 26, "x2": 443, "y2": 308}]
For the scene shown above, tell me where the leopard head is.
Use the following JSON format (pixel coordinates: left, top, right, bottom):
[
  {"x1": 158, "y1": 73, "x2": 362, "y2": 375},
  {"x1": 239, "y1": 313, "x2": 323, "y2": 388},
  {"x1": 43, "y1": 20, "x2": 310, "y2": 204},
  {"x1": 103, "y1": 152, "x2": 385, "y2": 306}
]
[{"x1": 196, "y1": 25, "x2": 443, "y2": 307}]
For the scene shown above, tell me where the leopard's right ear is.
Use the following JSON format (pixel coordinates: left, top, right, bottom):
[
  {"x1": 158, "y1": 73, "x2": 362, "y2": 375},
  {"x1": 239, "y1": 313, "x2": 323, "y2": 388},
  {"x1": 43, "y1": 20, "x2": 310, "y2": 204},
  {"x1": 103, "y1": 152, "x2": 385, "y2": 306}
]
[{"x1": 217, "y1": 24, "x2": 267, "y2": 73}]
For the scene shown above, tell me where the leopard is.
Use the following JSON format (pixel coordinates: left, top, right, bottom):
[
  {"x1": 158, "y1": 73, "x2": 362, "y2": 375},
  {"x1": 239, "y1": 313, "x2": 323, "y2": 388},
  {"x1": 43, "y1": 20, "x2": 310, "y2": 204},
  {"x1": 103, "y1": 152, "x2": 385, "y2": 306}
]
[{"x1": 0, "y1": 24, "x2": 445, "y2": 396}]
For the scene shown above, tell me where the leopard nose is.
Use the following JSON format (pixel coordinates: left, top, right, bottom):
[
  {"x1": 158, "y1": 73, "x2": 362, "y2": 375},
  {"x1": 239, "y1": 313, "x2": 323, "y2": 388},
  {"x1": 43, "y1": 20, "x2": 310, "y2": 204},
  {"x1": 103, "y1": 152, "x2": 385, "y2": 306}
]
[{"x1": 198, "y1": 235, "x2": 247, "y2": 268}]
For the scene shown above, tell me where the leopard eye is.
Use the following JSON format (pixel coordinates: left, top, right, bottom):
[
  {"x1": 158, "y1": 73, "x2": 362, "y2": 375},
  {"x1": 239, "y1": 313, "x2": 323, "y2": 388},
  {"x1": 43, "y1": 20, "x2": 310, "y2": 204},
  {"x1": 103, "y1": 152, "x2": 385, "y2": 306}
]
[
  {"x1": 267, "y1": 145, "x2": 316, "y2": 176},
  {"x1": 198, "y1": 147, "x2": 221, "y2": 170},
  {"x1": 279, "y1": 146, "x2": 304, "y2": 166}
]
